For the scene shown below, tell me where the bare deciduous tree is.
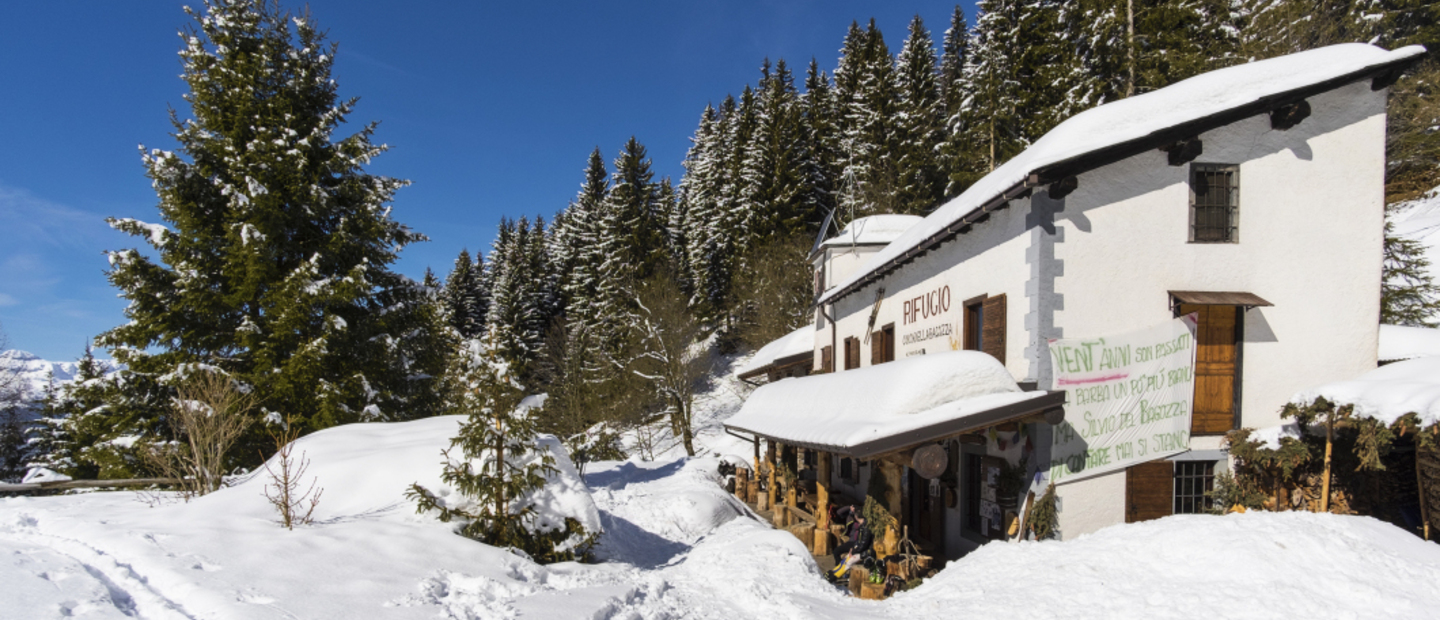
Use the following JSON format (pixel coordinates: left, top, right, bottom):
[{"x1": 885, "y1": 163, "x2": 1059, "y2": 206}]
[
  {"x1": 145, "y1": 367, "x2": 255, "y2": 497},
  {"x1": 731, "y1": 235, "x2": 814, "y2": 351},
  {"x1": 628, "y1": 274, "x2": 710, "y2": 457}
]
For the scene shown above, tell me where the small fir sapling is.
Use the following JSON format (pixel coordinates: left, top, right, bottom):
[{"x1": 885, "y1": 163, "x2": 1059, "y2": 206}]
[
  {"x1": 407, "y1": 338, "x2": 596, "y2": 563},
  {"x1": 261, "y1": 417, "x2": 323, "y2": 529}
]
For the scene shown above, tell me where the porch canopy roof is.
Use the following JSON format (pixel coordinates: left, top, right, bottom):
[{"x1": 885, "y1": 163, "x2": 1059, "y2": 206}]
[
  {"x1": 725, "y1": 350, "x2": 1064, "y2": 460},
  {"x1": 735, "y1": 326, "x2": 815, "y2": 380}
]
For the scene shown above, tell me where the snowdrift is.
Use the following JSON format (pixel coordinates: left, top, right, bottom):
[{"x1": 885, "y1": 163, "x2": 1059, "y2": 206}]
[
  {"x1": 5, "y1": 411, "x2": 1440, "y2": 619},
  {"x1": 892, "y1": 511, "x2": 1440, "y2": 620}
]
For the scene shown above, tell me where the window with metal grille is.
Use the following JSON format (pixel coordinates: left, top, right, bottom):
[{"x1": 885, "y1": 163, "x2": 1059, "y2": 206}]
[
  {"x1": 1173, "y1": 460, "x2": 1216, "y2": 514},
  {"x1": 1189, "y1": 164, "x2": 1239, "y2": 243}
]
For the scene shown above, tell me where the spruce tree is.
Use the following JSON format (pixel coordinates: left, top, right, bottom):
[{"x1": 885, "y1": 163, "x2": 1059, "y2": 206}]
[
  {"x1": 938, "y1": 5, "x2": 972, "y2": 122},
  {"x1": 559, "y1": 150, "x2": 610, "y2": 332},
  {"x1": 408, "y1": 338, "x2": 595, "y2": 562},
  {"x1": 32, "y1": 346, "x2": 138, "y2": 479},
  {"x1": 839, "y1": 19, "x2": 902, "y2": 216},
  {"x1": 445, "y1": 249, "x2": 486, "y2": 339},
  {"x1": 100, "y1": 1, "x2": 445, "y2": 438},
  {"x1": 680, "y1": 104, "x2": 728, "y2": 316},
  {"x1": 0, "y1": 406, "x2": 28, "y2": 483},
  {"x1": 742, "y1": 59, "x2": 810, "y2": 241},
  {"x1": 1382, "y1": 220, "x2": 1440, "y2": 326},
  {"x1": 800, "y1": 59, "x2": 842, "y2": 225},
  {"x1": 592, "y1": 138, "x2": 665, "y2": 346},
  {"x1": 939, "y1": 5, "x2": 986, "y2": 195},
  {"x1": 894, "y1": 15, "x2": 948, "y2": 214}
]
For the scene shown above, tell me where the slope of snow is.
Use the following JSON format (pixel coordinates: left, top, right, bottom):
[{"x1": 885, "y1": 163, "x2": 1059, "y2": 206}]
[
  {"x1": 3, "y1": 411, "x2": 1440, "y2": 619},
  {"x1": 821, "y1": 43, "x2": 1425, "y2": 305},
  {"x1": 1378, "y1": 324, "x2": 1440, "y2": 362},
  {"x1": 1292, "y1": 356, "x2": 1440, "y2": 426},
  {"x1": 1390, "y1": 188, "x2": 1440, "y2": 324}
]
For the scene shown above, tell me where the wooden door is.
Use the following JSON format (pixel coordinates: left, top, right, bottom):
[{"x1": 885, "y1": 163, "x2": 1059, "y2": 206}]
[
  {"x1": 1126, "y1": 460, "x2": 1174, "y2": 523},
  {"x1": 1180, "y1": 304, "x2": 1239, "y2": 435},
  {"x1": 906, "y1": 467, "x2": 946, "y2": 551}
]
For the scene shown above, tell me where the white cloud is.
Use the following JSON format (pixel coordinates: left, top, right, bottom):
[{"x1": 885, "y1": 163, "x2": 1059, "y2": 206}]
[{"x1": 0, "y1": 293, "x2": 16, "y2": 307}]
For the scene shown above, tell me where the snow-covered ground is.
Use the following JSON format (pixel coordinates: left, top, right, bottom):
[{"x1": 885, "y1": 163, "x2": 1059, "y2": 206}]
[{"x1": 4, "y1": 410, "x2": 1440, "y2": 619}]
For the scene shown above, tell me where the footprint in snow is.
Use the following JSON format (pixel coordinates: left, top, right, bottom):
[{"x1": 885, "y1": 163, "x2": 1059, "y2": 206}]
[{"x1": 237, "y1": 590, "x2": 276, "y2": 604}]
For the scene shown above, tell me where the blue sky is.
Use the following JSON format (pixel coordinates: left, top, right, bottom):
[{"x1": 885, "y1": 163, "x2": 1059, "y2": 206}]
[{"x1": 0, "y1": 1, "x2": 976, "y2": 361}]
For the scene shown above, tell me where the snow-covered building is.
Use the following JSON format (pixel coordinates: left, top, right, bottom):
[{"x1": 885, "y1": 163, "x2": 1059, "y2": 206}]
[{"x1": 728, "y1": 43, "x2": 1425, "y2": 560}]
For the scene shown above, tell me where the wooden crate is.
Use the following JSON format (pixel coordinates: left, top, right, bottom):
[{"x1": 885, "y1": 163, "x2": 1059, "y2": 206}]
[{"x1": 858, "y1": 580, "x2": 886, "y2": 600}]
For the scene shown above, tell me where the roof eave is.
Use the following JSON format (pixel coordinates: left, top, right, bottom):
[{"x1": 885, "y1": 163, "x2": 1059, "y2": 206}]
[
  {"x1": 818, "y1": 50, "x2": 1425, "y2": 307},
  {"x1": 724, "y1": 390, "x2": 1067, "y2": 460}
]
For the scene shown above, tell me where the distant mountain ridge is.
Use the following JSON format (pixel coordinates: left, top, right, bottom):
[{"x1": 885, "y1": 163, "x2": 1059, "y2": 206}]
[{"x1": 0, "y1": 349, "x2": 121, "y2": 403}]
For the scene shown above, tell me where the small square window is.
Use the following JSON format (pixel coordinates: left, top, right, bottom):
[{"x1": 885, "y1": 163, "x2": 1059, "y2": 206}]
[
  {"x1": 1173, "y1": 460, "x2": 1216, "y2": 514},
  {"x1": 1190, "y1": 164, "x2": 1239, "y2": 243}
]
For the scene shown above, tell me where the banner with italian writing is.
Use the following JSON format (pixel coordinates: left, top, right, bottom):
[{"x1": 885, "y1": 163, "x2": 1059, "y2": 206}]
[{"x1": 1046, "y1": 315, "x2": 1198, "y2": 485}]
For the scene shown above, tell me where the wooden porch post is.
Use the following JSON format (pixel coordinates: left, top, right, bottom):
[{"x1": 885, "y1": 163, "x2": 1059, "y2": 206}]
[
  {"x1": 815, "y1": 451, "x2": 834, "y2": 555},
  {"x1": 766, "y1": 440, "x2": 778, "y2": 515}
]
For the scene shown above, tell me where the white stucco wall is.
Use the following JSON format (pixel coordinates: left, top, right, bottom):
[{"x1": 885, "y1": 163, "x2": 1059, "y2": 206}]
[
  {"x1": 1045, "y1": 82, "x2": 1385, "y2": 539},
  {"x1": 823, "y1": 204, "x2": 1032, "y2": 376},
  {"x1": 810, "y1": 81, "x2": 1388, "y2": 545},
  {"x1": 1050, "y1": 80, "x2": 1385, "y2": 432}
]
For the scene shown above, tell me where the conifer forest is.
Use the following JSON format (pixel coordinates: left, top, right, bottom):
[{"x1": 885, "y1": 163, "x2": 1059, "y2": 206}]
[{"x1": 10, "y1": 0, "x2": 1440, "y2": 493}]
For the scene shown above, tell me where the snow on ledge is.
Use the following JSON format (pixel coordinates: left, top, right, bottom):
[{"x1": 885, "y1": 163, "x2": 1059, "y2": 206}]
[
  {"x1": 734, "y1": 326, "x2": 815, "y2": 378},
  {"x1": 727, "y1": 350, "x2": 1052, "y2": 455},
  {"x1": 1379, "y1": 324, "x2": 1440, "y2": 362},
  {"x1": 818, "y1": 214, "x2": 923, "y2": 248},
  {"x1": 1291, "y1": 357, "x2": 1440, "y2": 427}
]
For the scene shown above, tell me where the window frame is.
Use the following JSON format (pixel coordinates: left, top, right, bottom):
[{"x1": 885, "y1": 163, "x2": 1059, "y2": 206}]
[
  {"x1": 1173, "y1": 460, "x2": 1217, "y2": 514},
  {"x1": 1189, "y1": 163, "x2": 1240, "y2": 244}
]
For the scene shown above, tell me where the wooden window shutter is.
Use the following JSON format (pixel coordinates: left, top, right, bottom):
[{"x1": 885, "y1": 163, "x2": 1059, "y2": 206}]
[
  {"x1": 981, "y1": 293, "x2": 1006, "y2": 364},
  {"x1": 1126, "y1": 460, "x2": 1174, "y2": 523},
  {"x1": 871, "y1": 331, "x2": 884, "y2": 365},
  {"x1": 821, "y1": 346, "x2": 834, "y2": 373},
  {"x1": 844, "y1": 337, "x2": 859, "y2": 370},
  {"x1": 882, "y1": 323, "x2": 895, "y2": 363},
  {"x1": 1180, "y1": 304, "x2": 1239, "y2": 435}
]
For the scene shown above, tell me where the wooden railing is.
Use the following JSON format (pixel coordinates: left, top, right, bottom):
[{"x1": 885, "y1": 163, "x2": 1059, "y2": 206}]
[{"x1": 0, "y1": 478, "x2": 183, "y2": 493}]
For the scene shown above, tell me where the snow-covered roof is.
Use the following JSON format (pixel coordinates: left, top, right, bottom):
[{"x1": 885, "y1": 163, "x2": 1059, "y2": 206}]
[
  {"x1": 1291, "y1": 357, "x2": 1440, "y2": 427},
  {"x1": 819, "y1": 214, "x2": 923, "y2": 249},
  {"x1": 820, "y1": 43, "x2": 1426, "y2": 305},
  {"x1": 725, "y1": 350, "x2": 1061, "y2": 457},
  {"x1": 734, "y1": 326, "x2": 815, "y2": 379},
  {"x1": 1379, "y1": 324, "x2": 1440, "y2": 362}
]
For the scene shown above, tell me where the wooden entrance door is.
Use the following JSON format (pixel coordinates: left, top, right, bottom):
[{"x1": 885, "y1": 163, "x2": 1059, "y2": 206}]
[
  {"x1": 907, "y1": 469, "x2": 942, "y2": 549},
  {"x1": 1126, "y1": 460, "x2": 1175, "y2": 523},
  {"x1": 1179, "y1": 304, "x2": 1240, "y2": 435}
]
